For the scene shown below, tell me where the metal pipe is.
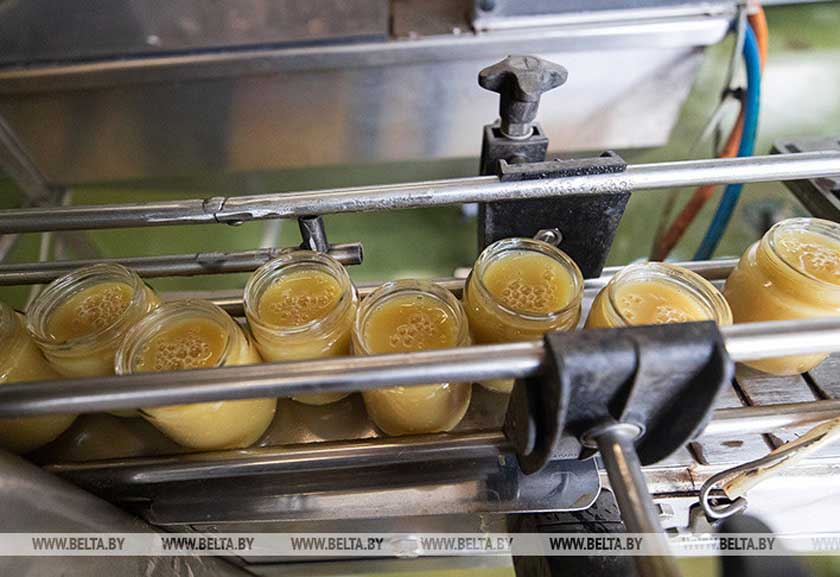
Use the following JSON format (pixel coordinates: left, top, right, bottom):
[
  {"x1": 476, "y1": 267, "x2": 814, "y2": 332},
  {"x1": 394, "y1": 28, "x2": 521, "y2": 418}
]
[
  {"x1": 0, "y1": 152, "x2": 837, "y2": 233},
  {"x1": 298, "y1": 215, "x2": 330, "y2": 253},
  {"x1": 0, "y1": 243, "x2": 363, "y2": 285},
  {"x1": 0, "y1": 342, "x2": 545, "y2": 416},
  {"x1": 704, "y1": 399, "x2": 840, "y2": 437},
  {"x1": 722, "y1": 318, "x2": 840, "y2": 361},
  {"x1": 1, "y1": 318, "x2": 840, "y2": 417},
  {"x1": 164, "y1": 260, "x2": 738, "y2": 316},
  {"x1": 594, "y1": 424, "x2": 681, "y2": 577}
]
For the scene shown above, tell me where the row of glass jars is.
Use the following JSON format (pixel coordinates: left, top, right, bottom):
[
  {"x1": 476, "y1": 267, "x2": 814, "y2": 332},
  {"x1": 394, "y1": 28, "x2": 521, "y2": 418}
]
[{"x1": 1, "y1": 217, "x2": 838, "y2": 455}]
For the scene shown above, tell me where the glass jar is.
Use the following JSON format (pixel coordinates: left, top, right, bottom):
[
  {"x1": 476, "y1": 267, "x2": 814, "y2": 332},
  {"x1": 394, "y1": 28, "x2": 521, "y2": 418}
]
[
  {"x1": 26, "y1": 263, "x2": 160, "y2": 378},
  {"x1": 723, "y1": 218, "x2": 840, "y2": 375},
  {"x1": 463, "y1": 238, "x2": 584, "y2": 394},
  {"x1": 352, "y1": 280, "x2": 471, "y2": 436},
  {"x1": 245, "y1": 250, "x2": 357, "y2": 405},
  {"x1": 116, "y1": 300, "x2": 276, "y2": 450},
  {"x1": 0, "y1": 302, "x2": 76, "y2": 453},
  {"x1": 586, "y1": 262, "x2": 732, "y2": 329}
]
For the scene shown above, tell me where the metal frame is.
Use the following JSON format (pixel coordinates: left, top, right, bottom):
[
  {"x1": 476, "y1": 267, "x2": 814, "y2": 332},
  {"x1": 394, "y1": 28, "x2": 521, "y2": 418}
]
[
  {"x1": 0, "y1": 152, "x2": 838, "y2": 233},
  {"x1": 1, "y1": 316, "x2": 839, "y2": 418},
  {"x1": 0, "y1": 244, "x2": 363, "y2": 286},
  {"x1": 0, "y1": 8, "x2": 733, "y2": 94},
  {"x1": 2, "y1": 150, "x2": 840, "y2": 576},
  {"x1": 1, "y1": 151, "x2": 839, "y2": 417}
]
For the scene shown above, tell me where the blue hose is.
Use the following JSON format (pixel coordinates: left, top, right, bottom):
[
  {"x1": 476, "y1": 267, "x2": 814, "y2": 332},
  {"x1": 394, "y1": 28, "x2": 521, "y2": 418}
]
[{"x1": 693, "y1": 24, "x2": 762, "y2": 260}]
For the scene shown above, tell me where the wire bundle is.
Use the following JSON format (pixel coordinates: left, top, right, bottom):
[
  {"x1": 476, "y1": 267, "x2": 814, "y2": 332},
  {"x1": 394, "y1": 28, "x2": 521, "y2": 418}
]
[{"x1": 652, "y1": 4, "x2": 767, "y2": 261}]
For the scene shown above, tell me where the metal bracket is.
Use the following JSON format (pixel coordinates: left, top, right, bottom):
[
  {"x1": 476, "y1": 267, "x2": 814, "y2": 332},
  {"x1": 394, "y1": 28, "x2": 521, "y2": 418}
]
[
  {"x1": 504, "y1": 321, "x2": 733, "y2": 475},
  {"x1": 772, "y1": 137, "x2": 840, "y2": 221},
  {"x1": 505, "y1": 322, "x2": 732, "y2": 577},
  {"x1": 497, "y1": 150, "x2": 627, "y2": 182},
  {"x1": 297, "y1": 215, "x2": 364, "y2": 265},
  {"x1": 479, "y1": 151, "x2": 631, "y2": 279},
  {"x1": 479, "y1": 121, "x2": 550, "y2": 176}
]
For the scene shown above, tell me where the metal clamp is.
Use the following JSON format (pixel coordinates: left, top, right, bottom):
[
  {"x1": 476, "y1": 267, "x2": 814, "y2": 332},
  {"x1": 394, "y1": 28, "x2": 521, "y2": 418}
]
[
  {"x1": 505, "y1": 321, "x2": 734, "y2": 474},
  {"x1": 505, "y1": 323, "x2": 731, "y2": 577},
  {"x1": 482, "y1": 151, "x2": 630, "y2": 278}
]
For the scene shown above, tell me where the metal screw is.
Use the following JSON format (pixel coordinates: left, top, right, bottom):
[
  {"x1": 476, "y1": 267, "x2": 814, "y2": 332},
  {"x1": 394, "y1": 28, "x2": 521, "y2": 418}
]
[
  {"x1": 478, "y1": 0, "x2": 496, "y2": 12},
  {"x1": 533, "y1": 228, "x2": 563, "y2": 246}
]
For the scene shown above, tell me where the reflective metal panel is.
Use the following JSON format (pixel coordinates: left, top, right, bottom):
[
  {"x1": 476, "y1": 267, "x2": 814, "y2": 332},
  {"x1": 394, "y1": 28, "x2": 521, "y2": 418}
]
[
  {"x1": 0, "y1": 0, "x2": 389, "y2": 64},
  {"x1": 0, "y1": 0, "x2": 732, "y2": 184},
  {"x1": 0, "y1": 46, "x2": 707, "y2": 183}
]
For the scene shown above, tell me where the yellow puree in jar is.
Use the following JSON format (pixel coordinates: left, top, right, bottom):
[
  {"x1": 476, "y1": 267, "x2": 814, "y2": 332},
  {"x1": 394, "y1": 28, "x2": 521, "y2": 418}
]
[
  {"x1": 135, "y1": 317, "x2": 273, "y2": 450},
  {"x1": 363, "y1": 294, "x2": 459, "y2": 353},
  {"x1": 0, "y1": 311, "x2": 76, "y2": 453},
  {"x1": 47, "y1": 282, "x2": 135, "y2": 341},
  {"x1": 587, "y1": 280, "x2": 712, "y2": 328},
  {"x1": 481, "y1": 251, "x2": 574, "y2": 317},
  {"x1": 257, "y1": 270, "x2": 342, "y2": 327},
  {"x1": 775, "y1": 229, "x2": 840, "y2": 285},
  {"x1": 724, "y1": 228, "x2": 840, "y2": 375},
  {"x1": 134, "y1": 318, "x2": 229, "y2": 372},
  {"x1": 44, "y1": 281, "x2": 159, "y2": 381},
  {"x1": 466, "y1": 250, "x2": 577, "y2": 393},
  {"x1": 255, "y1": 269, "x2": 351, "y2": 405},
  {"x1": 361, "y1": 293, "x2": 469, "y2": 436}
]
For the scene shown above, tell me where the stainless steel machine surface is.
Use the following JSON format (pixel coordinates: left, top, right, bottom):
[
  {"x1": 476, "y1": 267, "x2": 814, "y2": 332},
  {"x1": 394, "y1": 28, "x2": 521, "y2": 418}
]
[{"x1": 0, "y1": 0, "x2": 735, "y2": 184}]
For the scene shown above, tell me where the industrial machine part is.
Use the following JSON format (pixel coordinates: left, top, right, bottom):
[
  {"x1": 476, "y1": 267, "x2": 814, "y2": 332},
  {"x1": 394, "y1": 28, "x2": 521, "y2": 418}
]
[
  {"x1": 477, "y1": 55, "x2": 630, "y2": 277},
  {"x1": 773, "y1": 136, "x2": 840, "y2": 221},
  {"x1": 505, "y1": 322, "x2": 732, "y2": 577},
  {"x1": 0, "y1": 143, "x2": 839, "y2": 577},
  {"x1": 0, "y1": 0, "x2": 736, "y2": 185},
  {"x1": 0, "y1": 152, "x2": 837, "y2": 233}
]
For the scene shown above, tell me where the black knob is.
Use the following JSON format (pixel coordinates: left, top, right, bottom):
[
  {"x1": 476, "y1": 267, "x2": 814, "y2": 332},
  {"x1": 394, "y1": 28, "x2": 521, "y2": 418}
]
[{"x1": 479, "y1": 55, "x2": 568, "y2": 138}]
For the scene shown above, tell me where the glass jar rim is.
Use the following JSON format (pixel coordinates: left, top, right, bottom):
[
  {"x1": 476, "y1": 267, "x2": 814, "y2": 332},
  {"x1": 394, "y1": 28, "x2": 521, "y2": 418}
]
[
  {"x1": 0, "y1": 301, "x2": 21, "y2": 369},
  {"x1": 765, "y1": 217, "x2": 840, "y2": 291},
  {"x1": 353, "y1": 279, "x2": 469, "y2": 355},
  {"x1": 26, "y1": 263, "x2": 149, "y2": 350},
  {"x1": 244, "y1": 250, "x2": 356, "y2": 336},
  {"x1": 115, "y1": 299, "x2": 236, "y2": 375},
  {"x1": 470, "y1": 237, "x2": 584, "y2": 322},
  {"x1": 604, "y1": 262, "x2": 733, "y2": 326}
]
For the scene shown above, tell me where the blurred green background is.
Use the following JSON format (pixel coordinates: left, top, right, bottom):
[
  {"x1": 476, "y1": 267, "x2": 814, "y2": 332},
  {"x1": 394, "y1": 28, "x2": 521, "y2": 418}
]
[{"x1": 1, "y1": 4, "x2": 839, "y2": 575}]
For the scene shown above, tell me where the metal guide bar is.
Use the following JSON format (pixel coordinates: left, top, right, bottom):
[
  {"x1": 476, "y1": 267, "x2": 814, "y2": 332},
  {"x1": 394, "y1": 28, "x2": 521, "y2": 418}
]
[
  {"x1": 186, "y1": 258, "x2": 740, "y2": 316},
  {"x1": 0, "y1": 152, "x2": 838, "y2": 233},
  {"x1": 1, "y1": 318, "x2": 840, "y2": 417},
  {"x1": 0, "y1": 250, "x2": 736, "y2": 294},
  {"x1": 46, "y1": 399, "x2": 840, "y2": 487},
  {"x1": 0, "y1": 243, "x2": 363, "y2": 286}
]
